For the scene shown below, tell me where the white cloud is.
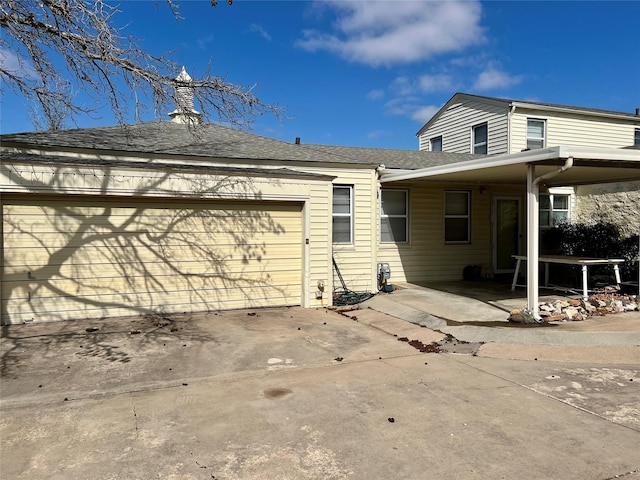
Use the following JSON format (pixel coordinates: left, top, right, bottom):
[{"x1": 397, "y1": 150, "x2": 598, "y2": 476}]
[
  {"x1": 411, "y1": 105, "x2": 441, "y2": 123},
  {"x1": 366, "y1": 89, "x2": 385, "y2": 100},
  {"x1": 384, "y1": 96, "x2": 439, "y2": 124},
  {"x1": 197, "y1": 35, "x2": 215, "y2": 50},
  {"x1": 0, "y1": 47, "x2": 38, "y2": 79},
  {"x1": 366, "y1": 129, "x2": 391, "y2": 139},
  {"x1": 474, "y1": 68, "x2": 523, "y2": 91},
  {"x1": 390, "y1": 76, "x2": 414, "y2": 96},
  {"x1": 250, "y1": 23, "x2": 272, "y2": 41},
  {"x1": 298, "y1": 0, "x2": 485, "y2": 67},
  {"x1": 418, "y1": 73, "x2": 454, "y2": 93}
]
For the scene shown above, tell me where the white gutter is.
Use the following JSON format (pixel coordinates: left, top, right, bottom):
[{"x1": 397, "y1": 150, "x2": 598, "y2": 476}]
[{"x1": 526, "y1": 156, "x2": 575, "y2": 320}]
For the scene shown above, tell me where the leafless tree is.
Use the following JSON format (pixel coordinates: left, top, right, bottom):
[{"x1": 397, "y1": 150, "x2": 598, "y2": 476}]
[{"x1": 0, "y1": 0, "x2": 282, "y2": 130}]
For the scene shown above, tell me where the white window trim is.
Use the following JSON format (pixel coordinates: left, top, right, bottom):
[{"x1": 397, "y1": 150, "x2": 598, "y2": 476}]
[
  {"x1": 379, "y1": 188, "x2": 409, "y2": 244},
  {"x1": 472, "y1": 123, "x2": 488, "y2": 154},
  {"x1": 526, "y1": 118, "x2": 546, "y2": 150},
  {"x1": 332, "y1": 185, "x2": 353, "y2": 244},
  {"x1": 444, "y1": 190, "x2": 471, "y2": 244}
]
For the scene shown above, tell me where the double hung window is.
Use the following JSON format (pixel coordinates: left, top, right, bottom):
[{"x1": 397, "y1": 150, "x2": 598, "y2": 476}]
[
  {"x1": 527, "y1": 118, "x2": 546, "y2": 150},
  {"x1": 444, "y1": 191, "x2": 470, "y2": 243},
  {"x1": 380, "y1": 189, "x2": 408, "y2": 243},
  {"x1": 332, "y1": 185, "x2": 353, "y2": 243},
  {"x1": 539, "y1": 194, "x2": 569, "y2": 228},
  {"x1": 472, "y1": 123, "x2": 487, "y2": 154}
]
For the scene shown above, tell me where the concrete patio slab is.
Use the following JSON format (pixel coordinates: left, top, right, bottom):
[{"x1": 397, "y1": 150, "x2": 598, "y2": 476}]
[{"x1": 1, "y1": 306, "x2": 639, "y2": 479}]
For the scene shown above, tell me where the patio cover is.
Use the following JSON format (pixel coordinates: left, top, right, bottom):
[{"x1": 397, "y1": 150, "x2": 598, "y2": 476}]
[{"x1": 380, "y1": 146, "x2": 640, "y2": 318}]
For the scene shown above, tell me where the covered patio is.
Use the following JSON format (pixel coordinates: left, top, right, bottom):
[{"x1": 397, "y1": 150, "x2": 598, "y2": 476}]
[{"x1": 380, "y1": 145, "x2": 640, "y2": 319}]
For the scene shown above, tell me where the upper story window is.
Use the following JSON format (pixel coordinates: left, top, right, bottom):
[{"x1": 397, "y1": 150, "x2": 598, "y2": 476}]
[
  {"x1": 527, "y1": 118, "x2": 546, "y2": 150},
  {"x1": 380, "y1": 189, "x2": 408, "y2": 243},
  {"x1": 472, "y1": 123, "x2": 487, "y2": 154},
  {"x1": 540, "y1": 193, "x2": 569, "y2": 228},
  {"x1": 444, "y1": 190, "x2": 470, "y2": 243},
  {"x1": 332, "y1": 185, "x2": 353, "y2": 244},
  {"x1": 634, "y1": 128, "x2": 640, "y2": 146},
  {"x1": 430, "y1": 136, "x2": 442, "y2": 152}
]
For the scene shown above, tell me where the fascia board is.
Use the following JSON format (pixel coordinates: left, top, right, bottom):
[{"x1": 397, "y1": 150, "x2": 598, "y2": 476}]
[{"x1": 510, "y1": 102, "x2": 640, "y2": 123}]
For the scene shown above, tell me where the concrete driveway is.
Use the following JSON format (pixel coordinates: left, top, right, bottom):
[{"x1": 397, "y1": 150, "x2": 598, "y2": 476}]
[{"x1": 1, "y1": 305, "x2": 639, "y2": 479}]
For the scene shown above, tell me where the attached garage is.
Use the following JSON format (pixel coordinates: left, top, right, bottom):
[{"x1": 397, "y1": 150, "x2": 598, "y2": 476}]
[{"x1": 2, "y1": 195, "x2": 304, "y2": 324}]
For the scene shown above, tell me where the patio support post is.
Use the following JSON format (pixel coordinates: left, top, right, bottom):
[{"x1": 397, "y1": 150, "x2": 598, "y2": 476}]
[{"x1": 526, "y1": 164, "x2": 541, "y2": 318}]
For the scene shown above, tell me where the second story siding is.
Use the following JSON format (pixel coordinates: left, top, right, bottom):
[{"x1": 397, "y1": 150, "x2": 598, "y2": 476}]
[
  {"x1": 510, "y1": 108, "x2": 640, "y2": 152},
  {"x1": 418, "y1": 98, "x2": 508, "y2": 155}
]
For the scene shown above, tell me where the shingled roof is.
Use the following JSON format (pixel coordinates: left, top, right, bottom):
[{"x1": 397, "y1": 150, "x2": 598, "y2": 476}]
[{"x1": 1, "y1": 121, "x2": 481, "y2": 170}]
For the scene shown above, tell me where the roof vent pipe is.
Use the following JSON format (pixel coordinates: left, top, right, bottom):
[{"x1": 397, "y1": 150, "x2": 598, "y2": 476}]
[
  {"x1": 295, "y1": 137, "x2": 301, "y2": 145},
  {"x1": 636, "y1": 108, "x2": 639, "y2": 116}
]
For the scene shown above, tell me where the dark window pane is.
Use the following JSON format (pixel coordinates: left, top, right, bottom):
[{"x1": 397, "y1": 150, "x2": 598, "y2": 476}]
[
  {"x1": 381, "y1": 190, "x2": 407, "y2": 215},
  {"x1": 332, "y1": 187, "x2": 351, "y2": 214},
  {"x1": 553, "y1": 195, "x2": 569, "y2": 209},
  {"x1": 381, "y1": 217, "x2": 407, "y2": 243},
  {"x1": 540, "y1": 195, "x2": 551, "y2": 210},
  {"x1": 431, "y1": 136, "x2": 442, "y2": 152},
  {"x1": 445, "y1": 192, "x2": 469, "y2": 215},
  {"x1": 332, "y1": 217, "x2": 351, "y2": 243},
  {"x1": 474, "y1": 124, "x2": 487, "y2": 143},
  {"x1": 445, "y1": 218, "x2": 469, "y2": 242}
]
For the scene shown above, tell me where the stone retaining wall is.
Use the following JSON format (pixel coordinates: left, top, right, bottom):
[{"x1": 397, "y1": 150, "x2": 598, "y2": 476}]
[{"x1": 575, "y1": 181, "x2": 640, "y2": 237}]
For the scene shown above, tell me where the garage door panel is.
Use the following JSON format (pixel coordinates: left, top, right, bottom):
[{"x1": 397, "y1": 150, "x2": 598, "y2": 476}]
[
  {"x1": 3, "y1": 251, "x2": 302, "y2": 277},
  {"x1": 2, "y1": 197, "x2": 303, "y2": 323}
]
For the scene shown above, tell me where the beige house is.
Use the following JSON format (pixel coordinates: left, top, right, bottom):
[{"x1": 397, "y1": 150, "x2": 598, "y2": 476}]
[{"x1": 2, "y1": 91, "x2": 640, "y2": 325}]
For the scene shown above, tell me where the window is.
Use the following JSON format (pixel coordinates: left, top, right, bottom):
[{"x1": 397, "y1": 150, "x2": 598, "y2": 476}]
[
  {"x1": 539, "y1": 194, "x2": 569, "y2": 228},
  {"x1": 635, "y1": 128, "x2": 640, "y2": 146},
  {"x1": 380, "y1": 189, "x2": 408, "y2": 243},
  {"x1": 430, "y1": 136, "x2": 442, "y2": 152},
  {"x1": 444, "y1": 191, "x2": 470, "y2": 243},
  {"x1": 332, "y1": 185, "x2": 352, "y2": 243},
  {"x1": 472, "y1": 123, "x2": 487, "y2": 154},
  {"x1": 527, "y1": 118, "x2": 546, "y2": 149}
]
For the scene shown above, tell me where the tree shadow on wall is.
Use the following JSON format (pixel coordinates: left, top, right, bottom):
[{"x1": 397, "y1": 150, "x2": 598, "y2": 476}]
[{"x1": 1, "y1": 161, "x2": 296, "y2": 375}]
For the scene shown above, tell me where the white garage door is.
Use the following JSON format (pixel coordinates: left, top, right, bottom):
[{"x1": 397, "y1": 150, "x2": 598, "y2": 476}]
[{"x1": 1, "y1": 196, "x2": 303, "y2": 324}]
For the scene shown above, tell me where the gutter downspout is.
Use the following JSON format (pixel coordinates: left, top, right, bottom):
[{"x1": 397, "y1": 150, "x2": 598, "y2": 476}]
[
  {"x1": 526, "y1": 157, "x2": 574, "y2": 319},
  {"x1": 508, "y1": 103, "x2": 516, "y2": 154}
]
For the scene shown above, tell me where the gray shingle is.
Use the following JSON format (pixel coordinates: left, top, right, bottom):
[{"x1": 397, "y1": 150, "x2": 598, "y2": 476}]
[{"x1": 1, "y1": 121, "x2": 481, "y2": 170}]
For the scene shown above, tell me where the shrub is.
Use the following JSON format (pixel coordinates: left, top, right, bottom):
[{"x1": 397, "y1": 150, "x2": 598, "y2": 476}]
[{"x1": 542, "y1": 222, "x2": 638, "y2": 283}]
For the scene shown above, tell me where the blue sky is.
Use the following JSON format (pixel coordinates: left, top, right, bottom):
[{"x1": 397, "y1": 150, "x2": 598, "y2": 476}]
[{"x1": 2, "y1": 0, "x2": 639, "y2": 150}]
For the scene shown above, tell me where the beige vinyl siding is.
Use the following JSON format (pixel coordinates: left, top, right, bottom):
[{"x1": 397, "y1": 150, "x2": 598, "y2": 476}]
[
  {"x1": 418, "y1": 100, "x2": 508, "y2": 154},
  {"x1": 377, "y1": 183, "x2": 495, "y2": 282},
  {"x1": 2, "y1": 196, "x2": 303, "y2": 324},
  {"x1": 511, "y1": 109, "x2": 640, "y2": 152},
  {"x1": 307, "y1": 182, "x2": 333, "y2": 306},
  {"x1": 279, "y1": 165, "x2": 377, "y2": 295},
  {"x1": 326, "y1": 169, "x2": 377, "y2": 294}
]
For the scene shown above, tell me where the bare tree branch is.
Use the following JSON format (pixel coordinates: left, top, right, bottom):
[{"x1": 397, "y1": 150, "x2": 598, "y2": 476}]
[{"x1": 0, "y1": 0, "x2": 282, "y2": 131}]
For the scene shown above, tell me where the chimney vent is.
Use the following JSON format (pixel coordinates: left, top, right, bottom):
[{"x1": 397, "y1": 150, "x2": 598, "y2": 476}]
[
  {"x1": 168, "y1": 67, "x2": 202, "y2": 125},
  {"x1": 295, "y1": 137, "x2": 301, "y2": 145},
  {"x1": 636, "y1": 108, "x2": 639, "y2": 116}
]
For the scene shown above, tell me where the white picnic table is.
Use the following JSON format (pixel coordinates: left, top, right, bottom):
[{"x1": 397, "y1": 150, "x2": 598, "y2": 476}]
[{"x1": 511, "y1": 254, "x2": 624, "y2": 300}]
